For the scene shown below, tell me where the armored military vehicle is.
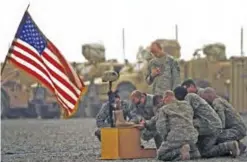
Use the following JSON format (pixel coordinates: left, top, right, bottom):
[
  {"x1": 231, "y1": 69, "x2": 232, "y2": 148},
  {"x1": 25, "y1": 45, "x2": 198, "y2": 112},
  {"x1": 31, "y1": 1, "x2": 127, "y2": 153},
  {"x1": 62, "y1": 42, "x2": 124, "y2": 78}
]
[
  {"x1": 1, "y1": 69, "x2": 36, "y2": 118},
  {"x1": 184, "y1": 43, "x2": 231, "y2": 100},
  {"x1": 1, "y1": 64, "x2": 60, "y2": 119},
  {"x1": 79, "y1": 43, "x2": 125, "y2": 117}
]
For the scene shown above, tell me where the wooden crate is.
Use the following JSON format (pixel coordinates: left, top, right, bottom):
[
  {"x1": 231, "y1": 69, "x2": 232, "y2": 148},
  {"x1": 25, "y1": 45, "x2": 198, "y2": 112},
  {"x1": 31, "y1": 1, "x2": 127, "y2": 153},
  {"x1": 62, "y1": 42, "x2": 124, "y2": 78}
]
[{"x1": 100, "y1": 127, "x2": 156, "y2": 160}]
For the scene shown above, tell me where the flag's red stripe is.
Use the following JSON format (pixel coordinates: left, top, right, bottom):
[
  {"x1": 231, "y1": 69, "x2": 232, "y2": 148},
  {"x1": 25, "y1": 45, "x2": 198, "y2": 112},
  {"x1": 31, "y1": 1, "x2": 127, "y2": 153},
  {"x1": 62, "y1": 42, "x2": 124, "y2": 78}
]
[
  {"x1": 47, "y1": 42, "x2": 79, "y2": 87},
  {"x1": 42, "y1": 52, "x2": 80, "y2": 98},
  {"x1": 11, "y1": 49, "x2": 52, "y2": 83},
  {"x1": 57, "y1": 96, "x2": 72, "y2": 111},
  {"x1": 13, "y1": 41, "x2": 45, "y2": 65},
  {"x1": 11, "y1": 47, "x2": 76, "y2": 108},
  {"x1": 13, "y1": 41, "x2": 78, "y2": 106},
  {"x1": 42, "y1": 49, "x2": 66, "y2": 74},
  {"x1": 57, "y1": 97, "x2": 73, "y2": 115},
  {"x1": 8, "y1": 53, "x2": 73, "y2": 112},
  {"x1": 8, "y1": 57, "x2": 55, "y2": 93},
  {"x1": 9, "y1": 57, "x2": 72, "y2": 112},
  {"x1": 14, "y1": 40, "x2": 79, "y2": 99},
  {"x1": 51, "y1": 79, "x2": 77, "y2": 106}
]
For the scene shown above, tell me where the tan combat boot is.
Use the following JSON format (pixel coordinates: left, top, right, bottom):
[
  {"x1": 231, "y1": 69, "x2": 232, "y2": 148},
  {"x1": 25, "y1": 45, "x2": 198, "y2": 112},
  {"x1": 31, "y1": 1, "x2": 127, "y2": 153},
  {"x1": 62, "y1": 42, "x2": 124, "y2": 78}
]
[
  {"x1": 180, "y1": 144, "x2": 190, "y2": 160},
  {"x1": 114, "y1": 110, "x2": 135, "y2": 127},
  {"x1": 227, "y1": 141, "x2": 240, "y2": 157}
]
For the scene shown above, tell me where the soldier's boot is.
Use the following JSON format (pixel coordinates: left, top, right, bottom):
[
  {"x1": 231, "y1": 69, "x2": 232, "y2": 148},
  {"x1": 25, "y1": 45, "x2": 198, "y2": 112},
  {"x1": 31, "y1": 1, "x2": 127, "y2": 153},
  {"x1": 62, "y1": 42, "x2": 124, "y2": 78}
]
[
  {"x1": 226, "y1": 141, "x2": 240, "y2": 158},
  {"x1": 154, "y1": 134, "x2": 163, "y2": 149},
  {"x1": 189, "y1": 144, "x2": 201, "y2": 160},
  {"x1": 238, "y1": 141, "x2": 247, "y2": 154},
  {"x1": 180, "y1": 144, "x2": 190, "y2": 160},
  {"x1": 94, "y1": 129, "x2": 101, "y2": 142}
]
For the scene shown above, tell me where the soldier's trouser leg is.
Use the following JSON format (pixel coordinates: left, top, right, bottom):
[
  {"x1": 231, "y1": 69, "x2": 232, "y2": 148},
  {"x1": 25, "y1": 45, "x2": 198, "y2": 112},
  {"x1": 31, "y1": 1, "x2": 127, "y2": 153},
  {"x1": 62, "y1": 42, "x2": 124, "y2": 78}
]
[
  {"x1": 198, "y1": 131, "x2": 240, "y2": 158},
  {"x1": 217, "y1": 125, "x2": 246, "y2": 144},
  {"x1": 141, "y1": 129, "x2": 162, "y2": 149},
  {"x1": 154, "y1": 133, "x2": 163, "y2": 149},
  {"x1": 157, "y1": 141, "x2": 192, "y2": 161},
  {"x1": 189, "y1": 143, "x2": 201, "y2": 159},
  {"x1": 94, "y1": 129, "x2": 101, "y2": 141}
]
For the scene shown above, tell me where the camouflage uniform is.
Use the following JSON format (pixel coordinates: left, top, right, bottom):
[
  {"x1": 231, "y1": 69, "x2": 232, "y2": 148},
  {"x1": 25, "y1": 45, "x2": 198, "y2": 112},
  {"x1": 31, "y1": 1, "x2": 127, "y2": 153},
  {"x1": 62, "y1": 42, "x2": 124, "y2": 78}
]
[
  {"x1": 185, "y1": 93, "x2": 222, "y2": 135},
  {"x1": 94, "y1": 100, "x2": 133, "y2": 141},
  {"x1": 156, "y1": 100, "x2": 199, "y2": 161},
  {"x1": 185, "y1": 93, "x2": 238, "y2": 158},
  {"x1": 196, "y1": 87, "x2": 204, "y2": 96},
  {"x1": 129, "y1": 94, "x2": 162, "y2": 148},
  {"x1": 145, "y1": 55, "x2": 180, "y2": 96},
  {"x1": 212, "y1": 97, "x2": 247, "y2": 143},
  {"x1": 130, "y1": 93, "x2": 155, "y2": 123}
]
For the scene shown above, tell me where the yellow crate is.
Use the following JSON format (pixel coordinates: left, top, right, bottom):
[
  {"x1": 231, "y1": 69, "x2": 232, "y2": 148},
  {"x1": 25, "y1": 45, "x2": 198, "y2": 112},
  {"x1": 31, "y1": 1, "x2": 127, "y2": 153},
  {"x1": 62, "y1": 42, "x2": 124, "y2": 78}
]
[{"x1": 100, "y1": 127, "x2": 156, "y2": 160}]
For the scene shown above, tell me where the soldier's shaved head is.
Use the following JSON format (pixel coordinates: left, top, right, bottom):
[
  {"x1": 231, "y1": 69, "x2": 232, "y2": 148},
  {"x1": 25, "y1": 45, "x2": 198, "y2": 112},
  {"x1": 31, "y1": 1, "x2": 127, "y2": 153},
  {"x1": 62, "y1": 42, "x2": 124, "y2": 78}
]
[
  {"x1": 151, "y1": 41, "x2": 162, "y2": 50},
  {"x1": 201, "y1": 87, "x2": 217, "y2": 104},
  {"x1": 130, "y1": 90, "x2": 142, "y2": 98},
  {"x1": 203, "y1": 87, "x2": 216, "y2": 95},
  {"x1": 130, "y1": 90, "x2": 143, "y2": 105},
  {"x1": 163, "y1": 90, "x2": 176, "y2": 104},
  {"x1": 150, "y1": 41, "x2": 164, "y2": 57},
  {"x1": 164, "y1": 90, "x2": 175, "y2": 97}
]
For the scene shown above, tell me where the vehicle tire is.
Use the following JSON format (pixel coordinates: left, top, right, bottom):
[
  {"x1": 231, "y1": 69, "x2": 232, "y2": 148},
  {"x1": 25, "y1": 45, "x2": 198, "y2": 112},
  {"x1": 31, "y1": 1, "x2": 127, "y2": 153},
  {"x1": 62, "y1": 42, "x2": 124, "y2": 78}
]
[
  {"x1": 116, "y1": 82, "x2": 136, "y2": 101},
  {"x1": 52, "y1": 103, "x2": 61, "y2": 119},
  {"x1": 1, "y1": 88, "x2": 9, "y2": 119}
]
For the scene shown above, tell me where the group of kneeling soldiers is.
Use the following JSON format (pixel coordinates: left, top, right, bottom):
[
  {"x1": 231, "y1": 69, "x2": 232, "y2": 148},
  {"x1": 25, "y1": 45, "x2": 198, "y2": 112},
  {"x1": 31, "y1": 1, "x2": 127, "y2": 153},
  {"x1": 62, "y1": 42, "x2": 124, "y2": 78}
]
[{"x1": 94, "y1": 79, "x2": 247, "y2": 161}]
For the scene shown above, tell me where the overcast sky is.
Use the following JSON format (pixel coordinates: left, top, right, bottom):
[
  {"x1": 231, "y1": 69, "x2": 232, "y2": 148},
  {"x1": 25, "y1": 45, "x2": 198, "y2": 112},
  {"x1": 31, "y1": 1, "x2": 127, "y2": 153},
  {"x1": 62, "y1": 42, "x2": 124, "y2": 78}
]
[{"x1": 1, "y1": 0, "x2": 246, "y2": 63}]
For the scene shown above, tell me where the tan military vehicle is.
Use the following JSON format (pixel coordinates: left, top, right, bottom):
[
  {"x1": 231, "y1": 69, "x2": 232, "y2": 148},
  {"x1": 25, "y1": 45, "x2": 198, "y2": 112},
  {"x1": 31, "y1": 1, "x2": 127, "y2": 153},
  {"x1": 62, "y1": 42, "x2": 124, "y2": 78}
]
[
  {"x1": 184, "y1": 43, "x2": 231, "y2": 100},
  {"x1": 1, "y1": 64, "x2": 60, "y2": 119},
  {"x1": 1, "y1": 68, "x2": 33, "y2": 118},
  {"x1": 79, "y1": 43, "x2": 125, "y2": 117}
]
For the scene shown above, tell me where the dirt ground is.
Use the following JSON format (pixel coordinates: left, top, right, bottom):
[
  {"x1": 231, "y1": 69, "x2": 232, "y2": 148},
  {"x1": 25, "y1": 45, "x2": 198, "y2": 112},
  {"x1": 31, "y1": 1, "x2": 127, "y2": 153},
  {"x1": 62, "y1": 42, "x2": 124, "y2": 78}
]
[{"x1": 1, "y1": 118, "x2": 247, "y2": 162}]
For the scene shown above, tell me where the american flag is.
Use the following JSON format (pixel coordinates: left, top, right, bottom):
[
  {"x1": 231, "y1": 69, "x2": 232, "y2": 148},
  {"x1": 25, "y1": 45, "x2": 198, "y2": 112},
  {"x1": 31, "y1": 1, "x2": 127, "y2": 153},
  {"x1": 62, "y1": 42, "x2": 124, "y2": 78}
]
[{"x1": 8, "y1": 11, "x2": 87, "y2": 118}]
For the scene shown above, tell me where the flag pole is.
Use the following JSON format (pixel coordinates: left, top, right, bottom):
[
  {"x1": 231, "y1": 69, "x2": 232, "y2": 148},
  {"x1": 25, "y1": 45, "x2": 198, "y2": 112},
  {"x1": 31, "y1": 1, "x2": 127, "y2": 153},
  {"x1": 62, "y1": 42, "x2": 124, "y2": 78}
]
[{"x1": 1, "y1": 3, "x2": 30, "y2": 75}]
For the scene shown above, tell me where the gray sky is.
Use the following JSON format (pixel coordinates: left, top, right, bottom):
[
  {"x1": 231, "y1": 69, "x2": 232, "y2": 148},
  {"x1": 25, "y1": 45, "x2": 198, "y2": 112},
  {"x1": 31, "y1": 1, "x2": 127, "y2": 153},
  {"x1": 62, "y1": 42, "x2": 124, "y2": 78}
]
[{"x1": 1, "y1": 0, "x2": 246, "y2": 63}]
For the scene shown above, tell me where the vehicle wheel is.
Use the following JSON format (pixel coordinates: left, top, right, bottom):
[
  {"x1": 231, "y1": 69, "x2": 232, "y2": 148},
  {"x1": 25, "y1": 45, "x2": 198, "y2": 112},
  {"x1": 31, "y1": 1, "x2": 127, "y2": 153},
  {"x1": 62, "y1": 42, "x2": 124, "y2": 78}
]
[
  {"x1": 116, "y1": 82, "x2": 136, "y2": 101},
  {"x1": 52, "y1": 103, "x2": 61, "y2": 119},
  {"x1": 1, "y1": 88, "x2": 9, "y2": 119}
]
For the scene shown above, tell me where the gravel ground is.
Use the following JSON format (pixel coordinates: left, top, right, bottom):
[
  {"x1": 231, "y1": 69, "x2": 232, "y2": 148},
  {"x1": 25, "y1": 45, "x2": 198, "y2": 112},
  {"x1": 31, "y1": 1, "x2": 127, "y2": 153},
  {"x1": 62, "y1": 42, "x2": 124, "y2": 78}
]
[{"x1": 1, "y1": 117, "x2": 247, "y2": 162}]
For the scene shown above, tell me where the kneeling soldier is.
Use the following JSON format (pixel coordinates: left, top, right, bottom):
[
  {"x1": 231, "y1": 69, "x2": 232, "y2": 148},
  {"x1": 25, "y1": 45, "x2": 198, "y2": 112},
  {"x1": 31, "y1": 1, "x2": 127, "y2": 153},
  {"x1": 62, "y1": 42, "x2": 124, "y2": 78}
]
[{"x1": 94, "y1": 92, "x2": 134, "y2": 141}]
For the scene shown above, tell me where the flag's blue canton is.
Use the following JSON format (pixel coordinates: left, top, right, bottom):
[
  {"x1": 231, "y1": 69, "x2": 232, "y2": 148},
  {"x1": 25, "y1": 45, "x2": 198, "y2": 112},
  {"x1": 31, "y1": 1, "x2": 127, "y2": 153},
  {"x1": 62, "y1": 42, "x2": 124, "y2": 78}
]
[{"x1": 16, "y1": 13, "x2": 47, "y2": 54}]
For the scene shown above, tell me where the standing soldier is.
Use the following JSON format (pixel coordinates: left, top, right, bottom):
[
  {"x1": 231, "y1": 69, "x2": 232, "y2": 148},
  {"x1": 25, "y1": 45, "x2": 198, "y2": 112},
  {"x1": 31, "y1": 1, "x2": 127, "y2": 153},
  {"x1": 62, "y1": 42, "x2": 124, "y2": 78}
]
[{"x1": 146, "y1": 41, "x2": 181, "y2": 96}]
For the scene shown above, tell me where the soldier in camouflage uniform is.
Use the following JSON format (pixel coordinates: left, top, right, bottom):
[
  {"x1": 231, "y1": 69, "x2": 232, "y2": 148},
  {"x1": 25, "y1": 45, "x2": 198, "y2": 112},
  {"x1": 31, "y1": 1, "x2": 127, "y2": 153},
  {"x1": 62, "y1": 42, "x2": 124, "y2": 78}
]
[
  {"x1": 94, "y1": 93, "x2": 134, "y2": 141},
  {"x1": 181, "y1": 79, "x2": 204, "y2": 95},
  {"x1": 155, "y1": 90, "x2": 199, "y2": 161},
  {"x1": 200, "y1": 87, "x2": 247, "y2": 153},
  {"x1": 129, "y1": 90, "x2": 163, "y2": 148},
  {"x1": 145, "y1": 41, "x2": 181, "y2": 96},
  {"x1": 174, "y1": 86, "x2": 241, "y2": 158}
]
